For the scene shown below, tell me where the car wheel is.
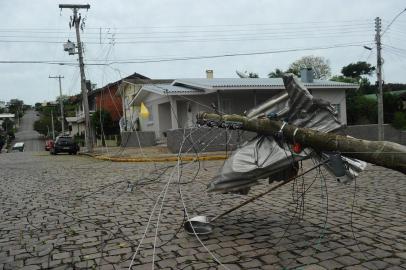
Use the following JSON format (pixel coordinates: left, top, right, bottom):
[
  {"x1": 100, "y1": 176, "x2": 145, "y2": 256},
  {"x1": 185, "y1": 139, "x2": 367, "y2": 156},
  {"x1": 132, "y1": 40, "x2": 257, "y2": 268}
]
[{"x1": 74, "y1": 151, "x2": 77, "y2": 155}]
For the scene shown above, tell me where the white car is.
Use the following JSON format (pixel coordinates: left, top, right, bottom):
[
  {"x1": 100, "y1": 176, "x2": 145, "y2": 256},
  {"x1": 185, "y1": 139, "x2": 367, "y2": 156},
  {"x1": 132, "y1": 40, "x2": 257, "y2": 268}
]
[{"x1": 12, "y1": 142, "x2": 24, "y2": 152}]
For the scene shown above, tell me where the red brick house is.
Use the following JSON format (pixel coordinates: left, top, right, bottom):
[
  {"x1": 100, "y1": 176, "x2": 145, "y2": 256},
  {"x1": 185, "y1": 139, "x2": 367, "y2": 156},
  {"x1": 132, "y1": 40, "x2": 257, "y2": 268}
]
[{"x1": 88, "y1": 72, "x2": 149, "y2": 122}]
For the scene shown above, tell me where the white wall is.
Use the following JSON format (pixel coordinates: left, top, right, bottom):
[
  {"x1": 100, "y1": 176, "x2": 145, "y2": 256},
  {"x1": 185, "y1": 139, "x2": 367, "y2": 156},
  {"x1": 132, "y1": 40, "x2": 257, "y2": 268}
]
[
  {"x1": 122, "y1": 83, "x2": 142, "y2": 127},
  {"x1": 311, "y1": 89, "x2": 347, "y2": 125},
  {"x1": 138, "y1": 92, "x2": 170, "y2": 139}
]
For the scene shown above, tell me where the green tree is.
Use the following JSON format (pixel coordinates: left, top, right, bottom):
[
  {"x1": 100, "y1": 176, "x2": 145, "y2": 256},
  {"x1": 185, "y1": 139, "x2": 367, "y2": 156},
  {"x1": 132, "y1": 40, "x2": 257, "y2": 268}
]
[
  {"x1": 1, "y1": 118, "x2": 14, "y2": 132},
  {"x1": 34, "y1": 103, "x2": 42, "y2": 111},
  {"x1": 392, "y1": 112, "x2": 406, "y2": 130},
  {"x1": 268, "y1": 68, "x2": 284, "y2": 78},
  {"x1": 248, "y1": 72, "x2": 259, "y2": 78},
  {"x1": 341, "y1": 61, "x2": 375, "y2": 78},
  {"x1": 383, "y1": 93, "x2": 403, "y2": 123},
  {"x1": 288, "y1": 55, "x2": 331, "y2": 79},
  {"x1": 330, "y1": 75, "x2": 359, "y2": 84},
  {"x1": 346, "y1": 93, "x2": 377, "y2": 125},
  {"x1": 91, "y1": 109, "x2": 118, "y2": 137},
  {"x1": 8, "y1": 99, "x2": 24, "y2": 117}
]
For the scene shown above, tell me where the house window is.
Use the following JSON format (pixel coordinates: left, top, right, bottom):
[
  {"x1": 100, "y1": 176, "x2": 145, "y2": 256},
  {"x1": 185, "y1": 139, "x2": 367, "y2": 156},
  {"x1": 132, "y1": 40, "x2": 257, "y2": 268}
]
[{"x1": 332, "y1": 104, "x2": 341, "y2": 118}]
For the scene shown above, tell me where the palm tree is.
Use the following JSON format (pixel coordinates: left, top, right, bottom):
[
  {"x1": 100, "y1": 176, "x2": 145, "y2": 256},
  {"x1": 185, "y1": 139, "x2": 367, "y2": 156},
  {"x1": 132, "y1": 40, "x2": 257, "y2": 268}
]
[{"x1": 268, "y1": 68, "x2": 284, "y2": 78}]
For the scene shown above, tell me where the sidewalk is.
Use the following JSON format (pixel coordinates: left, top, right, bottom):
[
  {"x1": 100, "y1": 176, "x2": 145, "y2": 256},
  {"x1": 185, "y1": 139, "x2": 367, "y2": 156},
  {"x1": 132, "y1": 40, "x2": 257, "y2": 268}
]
[{"x1": 80, "y1": 145, "x2": 229, "y2": 162}]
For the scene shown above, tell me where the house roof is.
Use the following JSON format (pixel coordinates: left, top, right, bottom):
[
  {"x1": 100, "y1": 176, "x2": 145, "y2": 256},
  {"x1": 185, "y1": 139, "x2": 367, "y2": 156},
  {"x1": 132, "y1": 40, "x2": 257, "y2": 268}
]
[
  {"x1": 0, "y1": 113, "x2": 15, "y2": 118},
  {"x1": 129, "y1": 77, "x2": 358, "y2": 106},
  {"x1": 142, "y1": 84, "x2": 203, "y2": 95},
  {"x1": 115, "y1": 79, "x2": 173, "y2": 97},
  {"x1": 89, "y1": 72, "x2": 150, "y2": 97},
  {"x1": 173, "y1": 78, "x2": 358, "y2": 90}
]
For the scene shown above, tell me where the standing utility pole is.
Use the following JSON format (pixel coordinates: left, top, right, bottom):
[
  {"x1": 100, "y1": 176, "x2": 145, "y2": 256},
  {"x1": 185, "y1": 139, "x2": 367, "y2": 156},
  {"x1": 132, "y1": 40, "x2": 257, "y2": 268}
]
[
  {"x1": 49, "y1": 75, "x2": 65, "y2": 134},
  {"x1": 375, "y1": 17, "x2": 384, "y2": 141},
  {"x1": 51, "y1": 109, "x2": 55, "y2": 140},
  {"x1": 59, "y1": 3, "x2": 93, "y2": 152}
]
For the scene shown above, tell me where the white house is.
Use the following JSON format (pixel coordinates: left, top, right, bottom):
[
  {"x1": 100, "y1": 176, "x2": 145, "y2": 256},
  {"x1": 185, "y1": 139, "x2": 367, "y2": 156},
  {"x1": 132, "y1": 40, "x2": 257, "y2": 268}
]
[
  {"x1": 117, "y1": 77, "x2": 173, "y2": 132},
  {"x1": 128, "y1": 72, "x2": 358, "y2": 140}
]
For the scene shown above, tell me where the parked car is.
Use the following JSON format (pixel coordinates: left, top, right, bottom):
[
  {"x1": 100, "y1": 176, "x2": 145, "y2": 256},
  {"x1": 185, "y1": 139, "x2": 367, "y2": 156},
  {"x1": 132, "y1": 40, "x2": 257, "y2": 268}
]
[
  {"x1": 45, "y1": 139, "x2": 54, "y2": 151},
  {"x1": 12, "y1": 142, "x2": 24, "y2": 152},
  {"x1": 50, "y1": 136, "x2": 79, "y2": 155}
]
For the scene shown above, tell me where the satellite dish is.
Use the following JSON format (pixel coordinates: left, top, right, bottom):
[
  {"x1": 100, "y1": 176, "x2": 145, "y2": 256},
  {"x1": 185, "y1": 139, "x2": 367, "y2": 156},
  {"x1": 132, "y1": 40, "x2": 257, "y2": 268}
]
[{"x1": 236, "y1": 70, "x2": 249, "y2": 78}]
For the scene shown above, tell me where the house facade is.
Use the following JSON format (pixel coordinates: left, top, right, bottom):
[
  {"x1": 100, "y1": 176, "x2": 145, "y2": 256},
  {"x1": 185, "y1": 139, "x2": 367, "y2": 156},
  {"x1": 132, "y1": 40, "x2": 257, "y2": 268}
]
[
  {"x1": 128, "y1": 76, "x2": 358, "y2": 140},
  {"x1": 117, "y1": 78, "x2": 173, "y2": 132}
]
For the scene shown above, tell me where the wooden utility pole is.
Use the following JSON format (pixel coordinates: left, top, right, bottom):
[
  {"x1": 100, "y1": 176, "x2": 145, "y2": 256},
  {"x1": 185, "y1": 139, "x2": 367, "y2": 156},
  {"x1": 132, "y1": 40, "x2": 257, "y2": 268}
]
[
  {"x1": 49, "y1": 75, "x2": 65, "y2": 134},
  {"x1": 375, "y1": 17, "x2": 384, "y2": 140},
  {"x1": 59, "y1": 4, "x2": 93, "y2": 152},
  {"x1": 51, "y1": 109, "x2": 55, "y2": 140},
  {"x1": 197, "y1": 112, "x2": 406, "y2": 175}
]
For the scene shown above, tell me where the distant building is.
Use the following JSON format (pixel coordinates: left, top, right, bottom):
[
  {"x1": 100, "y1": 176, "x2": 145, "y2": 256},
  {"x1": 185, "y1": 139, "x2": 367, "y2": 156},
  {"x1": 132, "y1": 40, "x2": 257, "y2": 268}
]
[{"x1": 0, "y1": 101, "x2": 5, "y2": 109}]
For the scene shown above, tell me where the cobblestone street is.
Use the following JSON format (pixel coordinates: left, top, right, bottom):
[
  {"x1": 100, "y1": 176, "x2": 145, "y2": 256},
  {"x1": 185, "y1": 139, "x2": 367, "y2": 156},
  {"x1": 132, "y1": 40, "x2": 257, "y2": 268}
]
[{"x1": 0, "y1": 152, "x2": 406, "y2": 269}]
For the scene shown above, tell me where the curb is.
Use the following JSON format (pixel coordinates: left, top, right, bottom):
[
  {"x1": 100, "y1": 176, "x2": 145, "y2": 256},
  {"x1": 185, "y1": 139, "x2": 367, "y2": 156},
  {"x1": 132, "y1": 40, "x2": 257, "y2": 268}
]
[{"x1": 79, "y1": 152, "x2": 228, "y2": 163}]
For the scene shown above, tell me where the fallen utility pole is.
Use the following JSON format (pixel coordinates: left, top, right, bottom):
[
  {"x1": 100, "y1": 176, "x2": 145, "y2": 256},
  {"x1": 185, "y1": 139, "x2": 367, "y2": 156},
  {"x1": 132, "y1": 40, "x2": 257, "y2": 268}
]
[{"x1": 197, "y1": 112, "x2": 406, "y2": 175}]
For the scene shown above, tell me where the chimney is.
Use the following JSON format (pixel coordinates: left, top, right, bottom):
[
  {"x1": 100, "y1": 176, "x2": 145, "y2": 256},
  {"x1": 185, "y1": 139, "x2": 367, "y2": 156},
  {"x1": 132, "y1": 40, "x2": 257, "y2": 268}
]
[
  {"x1": 206, "y1": 69, "x2": 213, "y2": 79},
  {"x1": 300, "y1": 68, "x2": 314, "y2": 83}
]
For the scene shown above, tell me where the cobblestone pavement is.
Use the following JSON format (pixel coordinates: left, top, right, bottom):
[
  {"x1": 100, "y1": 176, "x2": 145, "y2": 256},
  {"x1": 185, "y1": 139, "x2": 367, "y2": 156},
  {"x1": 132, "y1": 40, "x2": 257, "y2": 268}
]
[{"x1": 0, "y1": 151, "x2": 405, "y2": 270}]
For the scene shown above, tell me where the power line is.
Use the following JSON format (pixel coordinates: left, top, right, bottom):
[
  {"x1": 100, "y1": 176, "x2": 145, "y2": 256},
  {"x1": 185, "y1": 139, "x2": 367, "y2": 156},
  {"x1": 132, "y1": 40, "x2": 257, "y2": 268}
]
[
  {"x1": 0, "y1": 25, "x2": 373, "y2": 40},
  {"x1": 0, "y1": 34, "x2": 373, "y2": 45},
  {"x1": 382, "y1": 7, "x2": 406, "y2": 36},
  {"x1": 105, "y1": 42, "x2": 373, "y2": 65},
  {"x1": 0, "y1": 42, "x2": 373, "y2": 66},
  {"x1": 0, "y1": 19, "x2": 372, "y2": 31}
]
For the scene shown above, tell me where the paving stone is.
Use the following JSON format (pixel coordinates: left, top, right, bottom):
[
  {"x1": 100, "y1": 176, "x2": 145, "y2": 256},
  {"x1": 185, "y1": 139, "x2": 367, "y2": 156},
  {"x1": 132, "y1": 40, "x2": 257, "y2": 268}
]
[
  {"x1": 302, "y1": 265, "x2": 326, "y2": 270},
  {"x1": 318, "y1": 259, "x2": 344, "y2": 269},
  {"x1": 362, "y1": 260, "x2": 389, "y2": 269},
  {"x1": 334, "y1": 255, "x2": 360, "y2": 266},
  {"x1": 314, "y1": 251, "x2": 337, "y2": 261},
  {"x1": 296, "y1": 256, "x2": 319, "y2": 265},
  {"x1": 240, "y1": 258, "x2": 262, "y2": 268},
  {"x1": 157, "y1": 259, "x2": 177, "y2": 268},
  {"x1": 52, "y1": 252, "x2": 71, "y2": 260},
  {"x1": 1, "y1": 153, "x2": 406, "y2": 269},
  {"x1": 19, "y1": 266, "x2": 41, "y2": 270},
  {"x1": 260, "y1": 254, "x2": 279, "y2": 264}
]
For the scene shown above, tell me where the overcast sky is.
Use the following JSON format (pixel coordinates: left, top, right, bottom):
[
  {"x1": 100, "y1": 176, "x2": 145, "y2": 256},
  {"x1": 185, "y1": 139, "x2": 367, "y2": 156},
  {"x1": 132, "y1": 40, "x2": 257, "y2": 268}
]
[{"x1": 0, "y1": 0, "x2": 405, "y2": 105}]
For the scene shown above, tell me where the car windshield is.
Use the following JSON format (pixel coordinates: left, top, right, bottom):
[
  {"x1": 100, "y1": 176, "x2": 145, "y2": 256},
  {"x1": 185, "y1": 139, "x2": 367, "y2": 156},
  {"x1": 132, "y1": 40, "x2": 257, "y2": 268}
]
[{"x1": 57, "y1": 138, "x2": 73, "y2": 144}]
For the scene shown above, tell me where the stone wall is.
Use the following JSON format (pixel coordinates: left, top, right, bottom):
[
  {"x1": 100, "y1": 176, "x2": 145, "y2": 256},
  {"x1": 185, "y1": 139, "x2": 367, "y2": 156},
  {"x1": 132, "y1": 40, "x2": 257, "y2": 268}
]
[
  {"x1": 166, "y1": 124, "x2": 406, "y2": 153},
  {"x1": 121, "y1": 131, "x2": 156, "y2": 147},
  {"x1": 345, "y1": 124, "x2": 406, "y2": 145},
  {"x1": 166, "y1": 127, "x2": 256, "y2": 153}
]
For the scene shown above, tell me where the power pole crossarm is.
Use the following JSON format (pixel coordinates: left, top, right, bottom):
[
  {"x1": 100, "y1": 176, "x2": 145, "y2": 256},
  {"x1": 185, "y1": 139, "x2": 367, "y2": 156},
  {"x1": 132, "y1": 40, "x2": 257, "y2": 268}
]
[
  {"x1": 59, "y1": 4, "x2": 90, "y2": 9},
  {"x1": 197, "y1": 112, "x2": 406, "y2": 175}
]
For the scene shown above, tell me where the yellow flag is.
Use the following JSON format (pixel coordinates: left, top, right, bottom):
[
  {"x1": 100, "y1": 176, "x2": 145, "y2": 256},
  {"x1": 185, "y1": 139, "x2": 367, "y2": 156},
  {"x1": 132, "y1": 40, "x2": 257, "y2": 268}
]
[{"x1": 140, "y1": 102, "x2": 150, "y2": 119}]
